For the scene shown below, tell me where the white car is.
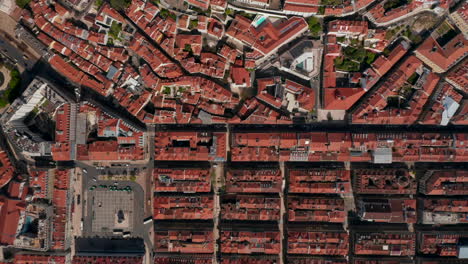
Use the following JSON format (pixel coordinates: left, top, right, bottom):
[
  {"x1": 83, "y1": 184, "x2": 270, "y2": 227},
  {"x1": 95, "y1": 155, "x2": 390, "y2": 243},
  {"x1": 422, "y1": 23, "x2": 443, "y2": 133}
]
[{"x1": 83, "y1": 169, "x2": 87, "y2": 173}]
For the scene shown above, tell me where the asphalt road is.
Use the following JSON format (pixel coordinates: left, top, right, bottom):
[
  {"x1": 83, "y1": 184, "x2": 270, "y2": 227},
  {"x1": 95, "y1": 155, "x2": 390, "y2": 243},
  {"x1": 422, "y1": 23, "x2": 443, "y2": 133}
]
[{"x1": 0, "y1": 34, "x2": 37, "y2": 71}]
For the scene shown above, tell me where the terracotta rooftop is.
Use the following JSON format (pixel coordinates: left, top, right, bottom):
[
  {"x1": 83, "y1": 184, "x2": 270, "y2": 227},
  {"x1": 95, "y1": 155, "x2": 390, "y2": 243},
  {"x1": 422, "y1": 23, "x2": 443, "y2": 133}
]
[
  {"x1": 357, "y1": 198, "x2": 417, "y2": 223},
  {"x1": 328, "y1": 20, "x2": 368, "y2": 36},
  {"x1": 72, "y1": 256, "x2": 143, "y2": 264},
  {"x1": 420, "y1": 170, "x2": 468, "y2": 195},
  {"x1": 29, "y1": 170, "x2": 49, "y2": 200},
  {"x1": 155, "y1": 131, "x2": 226, "y2": 161},
  {"x1": 14, "y1": 254, "x2": 66, "y2": 264},
  {"x1": 153, "y1": 195, "x2": 214, "y2": 220},
  {"x1": 221, "y1": 257, "x2": 278, "y2": 264},
  {"x1": 154, "y1": 256, "x2": 212, "y2": 264},
  {"x1": 154, "y1": 168, "x2": 211, "y2": 193},
  {"x1": 51, "y1": 169, "x2": 70, "y2": 250},
  {"x1": 226, "y1": 167, "x2": 282, "y2": 193},
  {"x1": 155, "y1": 230, "x2": 214, "y2": 253},
  {"x1": 287, "y1": 258, "x2": 346, "y2": 264},
  {"x1": 289, "y1": 168, "x2": 351, "y2": 194},
  {"x1": 0, "y1": 196, "x2": 26, "y2": 245},
  {"x1": 354, "y1": 233, "x2": 415, "y2": 256},
  {"x1": 0, "y1": 151, "x2": 14, "y2": 188},
  {"x1": 288, "y1": 197, "x2": 346, "y2": 223},
  {"x1": 419, "y1": 233, "x2": 466, "y2": 257},
  {"x1": 288, "y1": 231, "x2": 349, "y2": 256},
  {"x1": 422, "y1": 199, "x2": 468, "y2": 224},
  {"x1": 221, "y1": 195, "x2": 281, "y2": 221},
  {"x1": 416, "y1": 31, "x2": 468, "y2": 72},
  {"x1": 226, "y1": 16, "x2": 308, "y2": 56},
  {"x1": 221, "y1": 231, "x2": 280, "y2": 255},
  {"x1": 446, "y1": 58, "x2": 468, "y2": 93},
  {"x1": 354, "y1": 168, "x2": 417, "y2": 195}
]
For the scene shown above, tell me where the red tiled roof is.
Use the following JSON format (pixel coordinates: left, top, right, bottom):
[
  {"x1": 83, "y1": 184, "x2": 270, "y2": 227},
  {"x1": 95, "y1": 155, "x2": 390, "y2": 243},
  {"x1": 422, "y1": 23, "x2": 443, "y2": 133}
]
[
  {"x1": 355, "y1": 233, "x2": 415, "y2": 256},
  {"x1": 153, "y1": 195, "x2": 214, "y2": 220},
  {"x1": 226, "y1": 167, "x2": 281, "y2": 193},
  {"x1": 421, "y1": 170, "x2": 468, "y2": 195},
  {"x1": 358, "y1": 198, "x2": 417, "y2": 223},
  {"x1": 354, "y1": 168, "x2": 417, "y2": 194},
  {"x1": 0, "y1": 151, "x2": 14, "y2": 188},
  {"x1": 323, "y1": 88, "x2": 366, "y2": 110},
  {"x1": 221, "y1": 195, "x2": 280, "y2": 221},
  {"x1": 288, "y1": 197, "x2": 346, "y2": 222},
  {"x1": 420, "y1": 233, "x2": 467, "y2": 256},
  {"x1": 155, "y1": 256, "x2": 213, "y2": 264},
  {"x1": 154, "y1": 168, "x2": 211, "y2": 193},
  {"x1": 231, "y1": 66, "x2": 251, "y2": 87},
  {"x1": 14, "y1": 254, "x2": 66, "y2": 264},
  {"x1": 221, "y1": 231, "x2": 280, "y2": 254},
  {"x1": 288, "y1": 231, "x2": 349, "y2": 255},
  {"x1": 289, "y1": 168, "x2": 351, "y2": 194},
  {"x1": 0, "y1": 196, "x2": 25, "y2": 245},
  {"x1": 416, "y1": 33, "x2": 468, "y2": 72},
  {"x1": 155, "y1": 230, "x2": 214, "y2": 253},
  {"x1": 73, "y1": 256, "x2": 143, "y2": 264},
  {"x1": 372, "y1": 42, "x2": 408, "y2": 76},
  {"x1": 155, "y1": 132, "x2": 226, "y2": 161}
]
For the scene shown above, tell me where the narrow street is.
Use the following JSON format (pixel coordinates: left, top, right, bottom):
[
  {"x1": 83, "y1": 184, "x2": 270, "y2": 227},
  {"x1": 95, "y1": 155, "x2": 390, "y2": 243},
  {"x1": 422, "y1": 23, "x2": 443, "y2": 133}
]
[
  {"x1": 212, "y1": 162, "x2": 224, "y2": 264},
  {"x1": 279, "y1": 161, "x2": 286, "y2": 264}
]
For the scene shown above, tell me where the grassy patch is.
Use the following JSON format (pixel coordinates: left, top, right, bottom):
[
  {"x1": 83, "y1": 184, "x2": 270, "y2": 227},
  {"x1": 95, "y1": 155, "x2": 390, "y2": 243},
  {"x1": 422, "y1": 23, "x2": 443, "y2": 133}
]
[
  {"x1": 160, "y1": 8, "x2": 177, "y2": 20},
  {"x1": 349, "y1": 38, "x2": 361, "y2": 46},
  {"x1": 190, "y1": 5, "x2": 210, "y2": 15},
  {"x1": 435, "y1": 21, "x2": 452, "y2": 35},
  {"x1": 403, "y1": 28, "x2": 422, "y2": 44},
  {"x1": 183, "y1": 44, "x2": 193, "y2": 53},
  {"x1": 318, "y1": 6, "x2": 325, "y2": 14},
  {"x1": 225, "y1": 8, "x2": 234, "y2": 16},
  {"x1": 237, "y1": 11, "x2": 255, "y2": 20},
  {"x1": 307, "y1": 16, "x2": 322, "y2": 37},
  {"x1": 110, "y1": 0, "x2": 131, "y2": 10},
  {"x1": 384, "y1": 0, "x2": 409, "y2": 11},
  {"x1": 321, "y1": 0, "x2": 342, "y2": 6},
  {"x1": 407, "y1": 72, "x2": 420, "y2": 85},
  {"x1": 189, "y1": 19, "x2": 199, "y2": 29},
  {"x1": 334, "y1": 57, "x2": 360, "y2": 72},
  {"x1": 108, "y1": 21, "x2": 122, "y2": 40},
  {"x1": 95, "y1": 0, "x2": 103, "y2": 8},
  {"x1": 15, "y1": 0, "x2": 31, "y2": 8},
  {"x1": 385, "y1": 26, "x2": 403, "y2": 40},
  {"x1": 366, "y1": 51, "x2": 377, "y2": 65},
  {"x1": 343, "y1": 46, "x2": 367, "y2": 63},
  {"x1": 162, "y1": 86, "x2": 171, "y2": 95},
  {"x1": 337, "y1": 45, "x2": 377, "y2": 70},
  {"x1": 0, "y1": 69, "x2": 21, "y2": 108}
]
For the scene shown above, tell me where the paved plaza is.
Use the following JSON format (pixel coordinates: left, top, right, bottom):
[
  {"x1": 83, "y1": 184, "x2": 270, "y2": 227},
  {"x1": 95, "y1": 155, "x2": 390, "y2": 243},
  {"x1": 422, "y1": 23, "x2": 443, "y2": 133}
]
[{"x1": 91, "y1": 189, "x2": 135, "y2": 234}]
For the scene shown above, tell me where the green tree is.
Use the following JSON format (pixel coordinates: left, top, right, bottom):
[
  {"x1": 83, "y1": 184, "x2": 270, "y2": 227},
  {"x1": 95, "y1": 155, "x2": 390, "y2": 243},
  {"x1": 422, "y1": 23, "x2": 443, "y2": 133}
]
[
  {"x1": 189, "y1": 19, "x2": 198, "y2": 29},
  {"x1": 15, "y1": 0, "x2": 31, "y2": 8},
  {"x1": 108, "y1": 21, "x2": 122, "y2": 40},
  {"x1": 110, "y1": 0, "x2": 131, "y2": 11},
  {"x1": 0, "y1": 69, "x2": 21, "y2": 108},
  {"x1": 307, "y1": 16, "x2": 321, "y2": 37},
  {"x1": 95, "y1": 0, "x2": 104, "y2": 8},
  {"x1": 318, "y1": 6, "x2": 325, "y2": 15},
  {"x1": 366, "y1": 51, "x2": 377, "y2": 65}
]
